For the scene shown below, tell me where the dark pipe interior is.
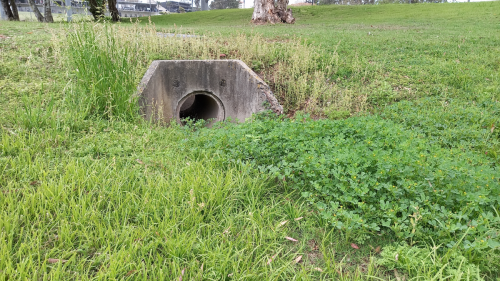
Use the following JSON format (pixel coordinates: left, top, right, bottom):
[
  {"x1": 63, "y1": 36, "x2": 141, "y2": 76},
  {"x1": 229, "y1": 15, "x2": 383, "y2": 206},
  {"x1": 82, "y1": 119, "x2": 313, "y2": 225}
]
[{"x1": 179, "y1": 94, "x2": 219, "y2": 124}]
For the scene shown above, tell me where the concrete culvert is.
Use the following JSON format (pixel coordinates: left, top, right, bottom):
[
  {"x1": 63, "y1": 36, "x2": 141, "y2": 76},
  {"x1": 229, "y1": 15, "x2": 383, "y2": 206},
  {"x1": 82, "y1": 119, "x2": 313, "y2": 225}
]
[
  {"x1": 176, "y1": 91, "x2": 224, "y2": 125},
  {"x1": 137, "y1": 60, "x2": 283, "y2": 126}
]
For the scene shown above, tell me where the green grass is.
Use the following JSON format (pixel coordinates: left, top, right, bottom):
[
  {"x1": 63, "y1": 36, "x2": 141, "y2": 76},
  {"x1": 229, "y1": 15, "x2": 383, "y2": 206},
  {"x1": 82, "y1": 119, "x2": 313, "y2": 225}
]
[
  {"x1": 0, "y1": 21, "x2": 392, "y2": 280},
  {"x1": 1, "y1": 2, "x2": 500, "y2": 279},
  {"x1": 1, "y1": 122, "x2": 339, "y2": 279},
  {"x1": 145, "y1": 2, "x2": 500, "y2": 112}
]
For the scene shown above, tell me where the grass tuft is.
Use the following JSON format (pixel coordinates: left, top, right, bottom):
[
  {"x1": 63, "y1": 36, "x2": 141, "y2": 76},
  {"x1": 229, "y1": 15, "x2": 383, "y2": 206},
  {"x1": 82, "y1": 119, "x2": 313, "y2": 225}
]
[{"x1": 65, "y1": 24, "x2": 141, "y2": 121}]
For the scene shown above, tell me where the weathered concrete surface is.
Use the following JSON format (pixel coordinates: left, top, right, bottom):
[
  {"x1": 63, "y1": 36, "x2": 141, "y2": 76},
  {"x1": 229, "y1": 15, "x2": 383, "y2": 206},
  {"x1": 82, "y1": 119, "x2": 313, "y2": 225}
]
[{"x1": 137, "y1": 60, "x2": 283, "y2": 125}]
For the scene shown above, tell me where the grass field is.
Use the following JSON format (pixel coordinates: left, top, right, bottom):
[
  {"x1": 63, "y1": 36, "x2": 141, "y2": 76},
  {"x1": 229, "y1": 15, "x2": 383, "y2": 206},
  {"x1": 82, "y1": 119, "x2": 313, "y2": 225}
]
[
  {"x1": 145, "y1": 3, "x2": 500, "y2": 111},
  {"x1": 1, "y1": 2, "x2": 499, "y2": 280}
]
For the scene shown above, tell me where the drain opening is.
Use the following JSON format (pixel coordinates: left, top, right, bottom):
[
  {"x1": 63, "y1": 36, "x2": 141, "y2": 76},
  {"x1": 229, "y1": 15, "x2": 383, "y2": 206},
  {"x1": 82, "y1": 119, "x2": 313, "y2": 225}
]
[{"x1": 178, "y1": 93, "x2": 223, "y2": 125}]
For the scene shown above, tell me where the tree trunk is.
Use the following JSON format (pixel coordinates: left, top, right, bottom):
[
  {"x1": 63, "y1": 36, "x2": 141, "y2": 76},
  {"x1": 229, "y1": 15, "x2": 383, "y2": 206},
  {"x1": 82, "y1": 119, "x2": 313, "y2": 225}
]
[
  {"x1": 27, "y1": 0, "x2": 44, "y2": 21},
  {"x1": 252, "y1": 0, "x2": 294, "y2": 24},
  {"x1": 251, "y1": 0, "x2": 279, "y2": 24},
  {"x1": 276, "y1": 0, "x2": 294, "y2": 24},
  {"x1": 43, "y1": 0, "x2": 53, "y2": 22},
  {"x1": 88, "y1": 0, "x2": 104, "y2": 20},
  {"x1": 9, "y1": 0, "x2": 19, "y2": 20},
  {"x1": 0, "y1": 0, "x2": 15, "y2": 20},
  {"x1": 108, "y1": 0, "x2": 119, "y2": 21}
]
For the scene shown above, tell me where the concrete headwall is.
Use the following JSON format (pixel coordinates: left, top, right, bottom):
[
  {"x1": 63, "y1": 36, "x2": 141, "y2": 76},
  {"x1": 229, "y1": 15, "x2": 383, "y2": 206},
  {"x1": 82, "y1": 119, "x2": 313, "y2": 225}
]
[{"x1": 138, "y1": 60, "x2": 283, "y2": 125}]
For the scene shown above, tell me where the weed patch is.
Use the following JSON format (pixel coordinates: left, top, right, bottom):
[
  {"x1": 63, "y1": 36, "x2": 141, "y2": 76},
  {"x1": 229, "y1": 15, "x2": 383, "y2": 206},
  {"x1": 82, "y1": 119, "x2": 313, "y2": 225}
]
[
  {"x1": 378, "y1": 243, "x2": 487, "y2": 280},
  {"x1": 190, "y1": 113, "x2": 500, "y2": 271}
]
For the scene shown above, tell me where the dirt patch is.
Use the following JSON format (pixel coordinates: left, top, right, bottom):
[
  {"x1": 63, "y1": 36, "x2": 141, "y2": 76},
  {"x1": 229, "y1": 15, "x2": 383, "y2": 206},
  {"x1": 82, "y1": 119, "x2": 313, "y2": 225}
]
[
  {"x1": 306, "y1": 239, "x2": 323, "y2": 265},
  {"x1": 0, "y1": 34, "x2": 12, "y2": 40}
]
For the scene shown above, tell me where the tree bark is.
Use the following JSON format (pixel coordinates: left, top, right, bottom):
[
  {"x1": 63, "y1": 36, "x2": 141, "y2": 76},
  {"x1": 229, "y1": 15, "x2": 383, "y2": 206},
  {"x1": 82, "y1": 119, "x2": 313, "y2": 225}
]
[
  {"x1": 108, "y1": 0, "x2": 119, "y2": 21},
  {"x1": 0, "y1": 0, "x2": 15, "y2": 20},
  {"x1": 27, "y1": 0, "x2": 44, "y2": 21},
  {"x1": 276, "y1": 0, "x2": 295, "y2": 24},
  {"x1": 28, "y1": 0, "x2": 45, "y2": 22},
  {"x1": 88, "y1": 0, "x2": 104, "y2": 20},
  {"x1": 9, "y1": 0, "x2": 19, "y2": 20},
  {"x1": 251, "y1": 0, "x2": 279, "y2": 24},
  {"x1": 252, "y1": 0, "x2": 294, "y2": 24},
  {"x1": 43, "y1": 0, "x2": 53, "y2": 22}
]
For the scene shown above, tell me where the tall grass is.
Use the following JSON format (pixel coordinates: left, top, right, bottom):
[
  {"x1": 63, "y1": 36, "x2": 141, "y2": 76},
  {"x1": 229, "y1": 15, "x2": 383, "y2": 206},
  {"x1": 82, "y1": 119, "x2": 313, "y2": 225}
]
[
  {"x1": 65, "y1": 24, "x2": 141, "y2": 121},
  {"x1": 60, "y1": 21, "x2": 362, "y2": 119}
]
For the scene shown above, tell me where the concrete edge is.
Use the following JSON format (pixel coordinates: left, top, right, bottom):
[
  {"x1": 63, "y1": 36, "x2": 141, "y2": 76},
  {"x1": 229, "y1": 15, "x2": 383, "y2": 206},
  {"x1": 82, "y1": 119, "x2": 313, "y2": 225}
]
[
  {"x1": 136, "y1": 59, "x2": 284, "y2": 117},
  {"x1": 137, "y1": 60, "x2": 161, "y2": 94},
  {"x1": 233, "y1": 60, "x2": 283, "y2": 114}
]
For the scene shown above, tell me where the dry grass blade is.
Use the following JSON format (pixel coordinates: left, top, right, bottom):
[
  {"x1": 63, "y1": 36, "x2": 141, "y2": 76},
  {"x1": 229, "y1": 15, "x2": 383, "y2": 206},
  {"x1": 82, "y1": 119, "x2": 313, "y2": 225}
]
[
  {"x1": 278, "y1": 220, "x2": 288, "y2": 227},
  {"x1": 285, "y1": 237, "x2": 298, "y2": 242},
  {"x1": 178, "y1": 268, "x2": 185, "y2": 281}
]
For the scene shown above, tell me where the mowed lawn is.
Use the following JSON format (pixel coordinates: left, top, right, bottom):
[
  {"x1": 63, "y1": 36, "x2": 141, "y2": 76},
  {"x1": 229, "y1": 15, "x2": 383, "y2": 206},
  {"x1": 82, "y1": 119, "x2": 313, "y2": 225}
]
[{"x1": 0, "y1": 2, "x2": 499, "y2": 280}]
